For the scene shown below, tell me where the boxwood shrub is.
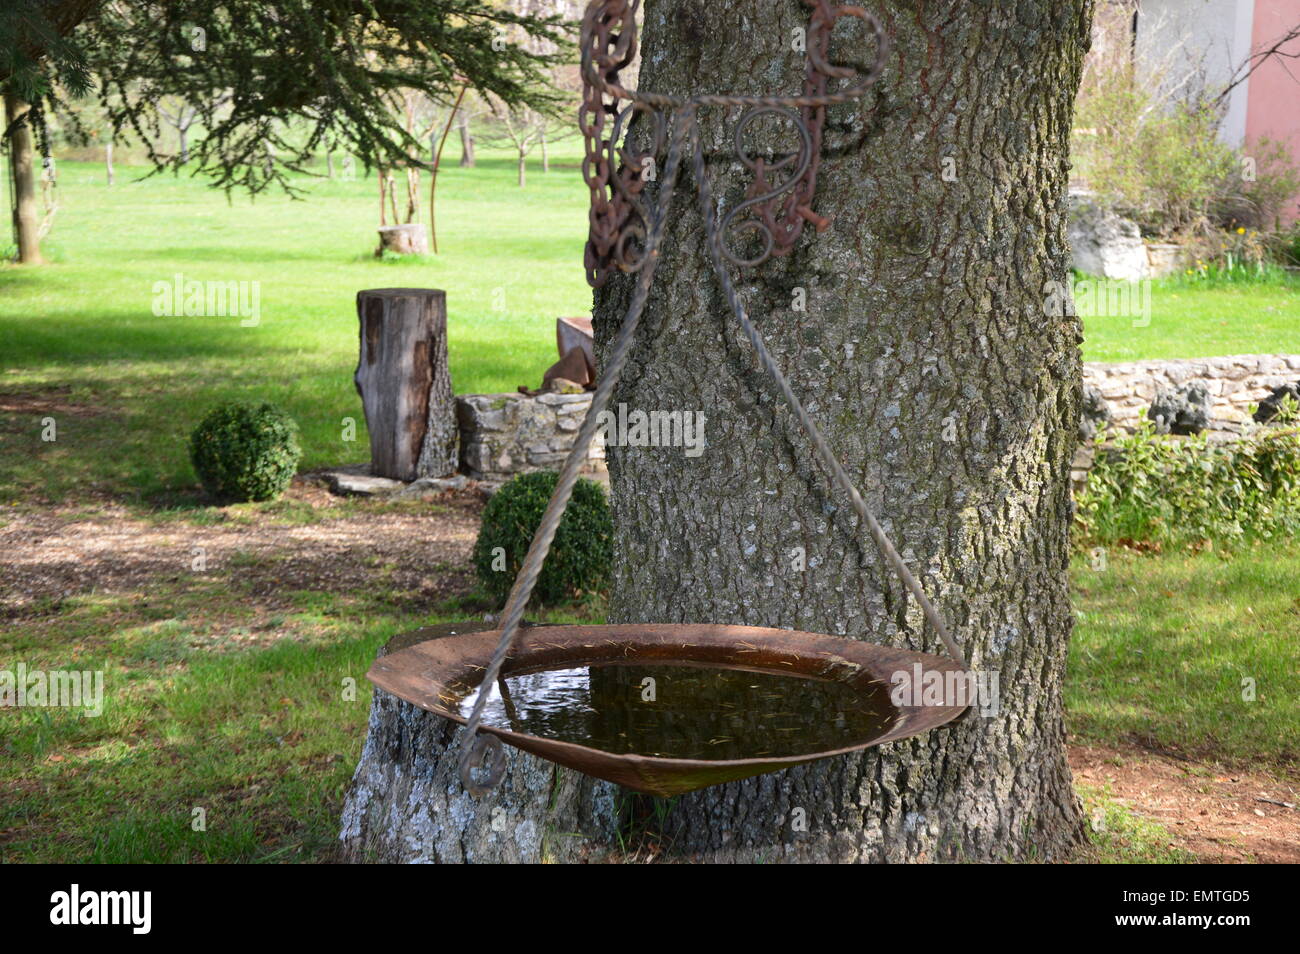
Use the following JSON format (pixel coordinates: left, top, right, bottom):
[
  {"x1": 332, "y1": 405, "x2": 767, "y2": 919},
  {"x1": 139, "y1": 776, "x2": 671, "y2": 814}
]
[
  {"x1": 189, "y1": 402, "x2": 302, "y2": 503},
  {"x1": 473, "y1": 470, "x2": 612, "y2": 605}
]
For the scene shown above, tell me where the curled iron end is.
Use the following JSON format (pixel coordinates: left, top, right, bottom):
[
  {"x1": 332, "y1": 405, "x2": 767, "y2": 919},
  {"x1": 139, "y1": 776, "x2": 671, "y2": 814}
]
[{"x1": 459, "y1": 732, "x2": 507, "y2": 797}]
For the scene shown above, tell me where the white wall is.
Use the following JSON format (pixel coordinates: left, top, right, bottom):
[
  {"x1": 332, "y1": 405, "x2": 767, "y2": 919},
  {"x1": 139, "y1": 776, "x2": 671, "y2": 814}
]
[{"x1": 1134, "y1": 0, "x2": 1255, "y2": 146}]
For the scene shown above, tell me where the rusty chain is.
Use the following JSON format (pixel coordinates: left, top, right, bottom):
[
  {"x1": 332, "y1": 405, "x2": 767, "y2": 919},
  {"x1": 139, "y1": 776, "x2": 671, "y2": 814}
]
[
  {"x1": 457, "y1": 1, "x2": 967, "y2": 797},
  {"x1": 580, "y1": 0, "x2": 653, "y2": 287}
]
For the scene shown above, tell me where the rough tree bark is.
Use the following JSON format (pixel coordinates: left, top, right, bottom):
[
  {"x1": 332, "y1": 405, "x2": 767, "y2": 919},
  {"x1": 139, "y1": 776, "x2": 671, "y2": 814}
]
[
  {"x1": 338, "y1": 0, "x2": 1093, "y2": 863},
  {"x1": 589, "y1": 0, "x2": 1093, "y2": 862},
  {"x1": 354, "y1": 288, "x2": 458, "y2": 481},
  {"x1": 4, "y1": 94, "x2": 45, "y2": 265},
  {"x1": 338, "y1": 623, "x2": 619, "y2": 863}
]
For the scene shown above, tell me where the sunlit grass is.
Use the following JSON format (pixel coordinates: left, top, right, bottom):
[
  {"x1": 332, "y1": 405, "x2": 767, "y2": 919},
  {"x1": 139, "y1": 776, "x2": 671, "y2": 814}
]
[
  {"x1": 4, "y1": 153, "x2": 1298, "y2": 501},
  {"x1": 1068, "y1": 543, "x2": 1300, "y2": 766},
  {"x1": 1, "y1": 150, "x2": 592, "y2": 502}
]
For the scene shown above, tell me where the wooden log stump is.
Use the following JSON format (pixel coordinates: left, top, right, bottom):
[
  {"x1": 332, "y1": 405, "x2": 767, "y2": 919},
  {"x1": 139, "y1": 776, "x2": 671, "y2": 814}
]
[
  {"x1": 354, "y1": 288, "x2": 458, "y2": 481},
  {"x1": 338, "y1": 622, "x2": 619, "y2": 863},
  {"x1": 375, "y1": 223, "x2": 429, "y2": 256}
]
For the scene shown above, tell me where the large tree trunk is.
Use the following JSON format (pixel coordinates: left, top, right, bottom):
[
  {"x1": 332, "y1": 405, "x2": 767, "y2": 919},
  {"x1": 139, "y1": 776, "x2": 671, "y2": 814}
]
[
  {"x1": 354, "y1": 288, "x2": 458, "y2": 481},
  {"x1": 4, "y1": 94, "x2": 45, "y2": 265},
  {"x1": 587, "y1": 0, "x2": 1093, "y2": 862},
  {"x1": 339, "y1": 0, "x2": 1093, "y2": 864}
]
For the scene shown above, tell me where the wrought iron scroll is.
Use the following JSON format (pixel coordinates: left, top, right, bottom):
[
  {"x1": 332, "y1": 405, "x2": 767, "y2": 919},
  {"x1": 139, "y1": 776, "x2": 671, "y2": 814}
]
[{"x1": 580, "y1": 0, "x2": 887, "y2": 281}]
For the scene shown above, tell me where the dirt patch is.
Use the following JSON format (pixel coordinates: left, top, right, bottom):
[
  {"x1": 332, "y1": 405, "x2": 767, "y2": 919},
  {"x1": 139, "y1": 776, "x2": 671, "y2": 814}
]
[
  {"x1": 0, "y1": 386, "x2": 106, "y2": 418},
  {"x1": 1070, "y1": 744, "x2": 1300, "y2": 863},
  {"x1": 0, "y1": 482, "x2": 485, "y2": 622}
]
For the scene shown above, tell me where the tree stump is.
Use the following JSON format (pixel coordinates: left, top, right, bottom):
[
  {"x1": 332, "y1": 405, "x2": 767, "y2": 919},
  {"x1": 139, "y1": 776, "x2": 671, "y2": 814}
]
[
  {"x1": 338, "y1": 622, "x2": 619, "y2": 863},
  {"x1": 354, "y1": 288, "x2": 458, "y2": 481},
  {"x1": 375, "y1": 223, "x2": 429, "y2": 256}
]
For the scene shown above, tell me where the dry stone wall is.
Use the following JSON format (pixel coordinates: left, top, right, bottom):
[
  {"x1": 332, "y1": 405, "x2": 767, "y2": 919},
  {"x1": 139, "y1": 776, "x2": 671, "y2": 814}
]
[
  {"x1": 1083, "y1": 354, "x2": 1300, "y2": 431},
  {"x1": 457, "y1": 392, "x2": 604, "y2": 481},
  {"x1": 453, "y1": 356, "x2": 1300, "y2": 487}
]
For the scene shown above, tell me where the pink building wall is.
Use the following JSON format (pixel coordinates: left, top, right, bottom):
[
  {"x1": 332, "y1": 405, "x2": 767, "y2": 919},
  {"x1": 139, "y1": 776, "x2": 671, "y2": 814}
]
[{"x1": 1246, "y1": 0, "x2": 1300, "y2": 223}]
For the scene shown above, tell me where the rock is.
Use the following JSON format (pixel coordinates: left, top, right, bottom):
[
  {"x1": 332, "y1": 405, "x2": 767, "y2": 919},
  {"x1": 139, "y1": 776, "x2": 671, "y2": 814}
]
[
  {"x1": 457, "y1": 391, "x2": 605, "y2": 481},
  {"x1": 478, "y1": 480, "x2": 504, "y2": 498},
  {"x1": 1144, "y1": 242, "x2": 1183, "y2": 278},
  {"x1": 548, "y1": 376, "x2": 587, "y2": 395},
  {"x1": 1069, "y1": 443, "x2": 1095, "y2": 494},
  {"x1": 395, "y1": 474, "x2": 469, "y2": 497},
  {"x1": 1252, "y1": 380, "x2": 1300, "y2": 424},
  {"x1": 1067, "y1": 192, "x2": 1149, "y2": 281},
  {"x1": 327, "y1": 472, "x2": 405, "y2": 496},
  {"x1": 1084, "y1": 354, "x2": 1300, "y2": 433},
  {"x1": 1147, "y1": 381, "x2": 1211, "y2": 435},
  {"x1": 1079, "y1": 383, "x2": 1112, "y2": 441}
]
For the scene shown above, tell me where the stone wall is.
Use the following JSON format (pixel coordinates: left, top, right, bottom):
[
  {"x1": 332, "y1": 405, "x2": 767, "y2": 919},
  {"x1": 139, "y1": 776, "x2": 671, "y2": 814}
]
[
  {"x1": 456, "y1": 392, "x2": 604, "y2": 481},
  {"x1": 453, "y1": 355, "x2": 1300, "y2": 485},
  {"x1": 1084, "y1": 354, "x2": 1300, "y2": 431}
]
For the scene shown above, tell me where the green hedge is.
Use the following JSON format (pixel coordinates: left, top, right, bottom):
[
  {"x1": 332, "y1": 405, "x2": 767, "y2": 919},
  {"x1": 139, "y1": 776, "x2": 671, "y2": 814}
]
[{"x1": 1076, "y1": 423, "x2": 1300, "y2": 545}]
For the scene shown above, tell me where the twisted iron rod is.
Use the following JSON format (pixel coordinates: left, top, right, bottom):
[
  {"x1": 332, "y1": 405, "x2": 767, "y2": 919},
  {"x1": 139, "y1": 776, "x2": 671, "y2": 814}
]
[{"x1": 457, "y1": 108, "x2": 696, "y2": 795}]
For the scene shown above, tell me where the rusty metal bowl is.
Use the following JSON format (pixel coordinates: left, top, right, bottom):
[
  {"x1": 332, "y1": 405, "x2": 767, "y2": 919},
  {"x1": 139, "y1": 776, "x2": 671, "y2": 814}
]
[{"x1": 368, "y1": 622, "x2": 968, "y2": 797}]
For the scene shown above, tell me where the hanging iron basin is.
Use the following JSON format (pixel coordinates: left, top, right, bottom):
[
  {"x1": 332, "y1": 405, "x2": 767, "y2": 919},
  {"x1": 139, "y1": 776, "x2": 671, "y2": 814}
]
[{"x1": 367, "y1": 622, "x2": 968, "y2": 798}]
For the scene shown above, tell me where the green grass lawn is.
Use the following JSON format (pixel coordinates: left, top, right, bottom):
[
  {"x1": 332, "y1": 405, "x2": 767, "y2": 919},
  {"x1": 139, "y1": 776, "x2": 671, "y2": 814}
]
[
  {"x1": 0, "y1": 509, "x2": 597, "y2": 864},
  {"x1": 1, "y1": 153, "x2": 593, "y2": 502},
  {"x1": 1083, "y1": 277, "x2": 1300, "y2": 363},
  {"x1": 3, "y1": 522, "x2": 1290, "y2": 863},
  {"x1": 2, "y1": 151, "x2": 1297, "y2": 863},
  {"x1": 1068, "y1": 543, "x2": 1300, "y2": 766},
  {"x1": 3, "y1": 154, "x2": 1299, "y2": 503}
]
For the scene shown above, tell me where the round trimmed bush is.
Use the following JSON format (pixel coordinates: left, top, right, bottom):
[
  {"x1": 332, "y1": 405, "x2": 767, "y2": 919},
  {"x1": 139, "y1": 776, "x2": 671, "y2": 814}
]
[
  {"x1": 189, "y1": 402, "x2": 302, "y2": 503},
  {"x1": 473, "y1": 470, "x2": 612, "y2": 605}
]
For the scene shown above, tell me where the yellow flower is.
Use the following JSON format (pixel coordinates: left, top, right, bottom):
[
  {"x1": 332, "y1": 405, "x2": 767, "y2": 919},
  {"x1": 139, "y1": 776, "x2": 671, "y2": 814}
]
[{"x1": 1237, "y1": 227, "x2": 1246, "y2": 234}]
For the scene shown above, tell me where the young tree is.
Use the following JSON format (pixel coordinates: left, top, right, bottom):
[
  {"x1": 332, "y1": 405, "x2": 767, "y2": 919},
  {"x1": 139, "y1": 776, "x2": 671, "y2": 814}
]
[
  {"x1": 3, "y1": 92, "x2": 45, "y2": 263},
  {"x1": 457, "y1": 107, "x2": 475, "y2": 167},
  {"x1": 1, "y1": 0, "x2": 90, "y2": 262},
  {"x1": 484, "y1": 103, "x2": 575, "y2": 186},
  {"x1": 342, "y1": 0, "x2": 1096, "y2": 863},
  {"x1": 0, "y1": 0, "x2": 571, "y2": 262},
  {"x1": 156, "y1": 97, "x2": 197, "y2": 164}
]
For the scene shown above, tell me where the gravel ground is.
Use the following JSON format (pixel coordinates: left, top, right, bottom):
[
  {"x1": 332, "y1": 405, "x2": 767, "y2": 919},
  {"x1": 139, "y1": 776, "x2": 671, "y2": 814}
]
[{"x1": 0, "y1": 479, "x2": 485, "y2": 623}]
